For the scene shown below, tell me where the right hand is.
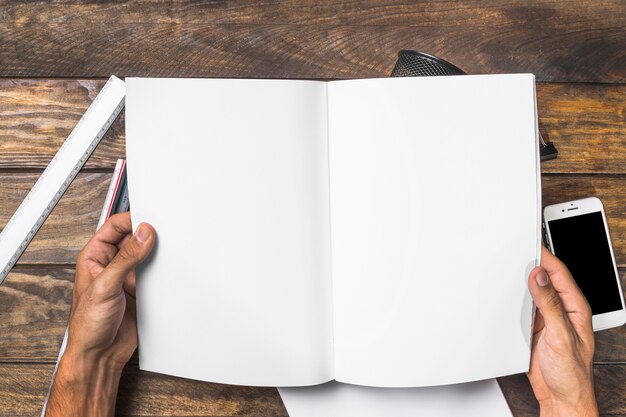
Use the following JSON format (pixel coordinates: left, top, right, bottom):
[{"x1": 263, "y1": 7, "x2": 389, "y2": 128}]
[
  {"x1": 46, "y1": 213, "x2": 156, "y2": 417},
  {"x1": 526, "y1": 247, "x2": 598, "y2": 417}
]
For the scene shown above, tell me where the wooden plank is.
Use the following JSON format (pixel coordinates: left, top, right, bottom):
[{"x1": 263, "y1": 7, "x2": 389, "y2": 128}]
[
  {"x1": 499, "y1": 365, "x2": 626, "y2": 417},
  {"x1": 0, "y1": 11, "x2": 624, "y2": 81},
  {"x1": 0, "y1": 267, "x2": 73, "y2": 363},
  {"x1": 0, "y1": 364, "x2": 50, "y2": 417},
  {"x1": 1, "y1": 0, "x2": 623, "y2": 27},
  {"x1": 0, "y1": 363, "x2": 288, "y2": 417},
  {"x1": 1, "y1": 267, "x2": 624, "y2": 364},
  {"x1": 0, "y1": 79, "x2": 125, "y2": 170},
  {"x1": 0, "y1": 363, "x2": 622, "y2": 416},
  {"x1": 538, "y1": 84, "x2": 626, "y2": 175},
  {"x1": 116, "y1": 366, "x2": 288, "y2": 417},
  {"x1": 0, "y1": 173, "x2": 108, "y2": 265},
  {"x1": 2, "y1": 173, "x2": 625, "y2": 266},
  {"x1": 1, "y1": 80, "x2": 624, "y2": 173}
]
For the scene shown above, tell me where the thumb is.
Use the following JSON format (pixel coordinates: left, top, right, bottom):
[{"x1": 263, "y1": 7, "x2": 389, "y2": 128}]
[
  {"x1": 95, "y1": 223, "x2": 156, "y2": 298},
  {"x1": 528, "y1": 266, "x2": 570, "y2": 334}
]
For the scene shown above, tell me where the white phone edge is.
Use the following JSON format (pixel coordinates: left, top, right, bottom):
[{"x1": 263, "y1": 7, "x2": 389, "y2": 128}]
[{"x1": 543, "y1": 197, "x2": 626, "y2": 332}]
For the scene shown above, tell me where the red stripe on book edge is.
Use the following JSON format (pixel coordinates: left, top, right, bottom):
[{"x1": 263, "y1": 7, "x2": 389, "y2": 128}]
[{"x1": 105, "y1": 160, "x2": 126, "y2": 219}]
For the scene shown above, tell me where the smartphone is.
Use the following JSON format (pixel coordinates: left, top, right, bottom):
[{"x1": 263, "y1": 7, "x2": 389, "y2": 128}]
[{"x1": 543, "y1": 197, "x2": 626, "y2": 331}]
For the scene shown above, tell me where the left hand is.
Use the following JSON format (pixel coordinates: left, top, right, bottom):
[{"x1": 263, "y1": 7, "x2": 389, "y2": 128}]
[{"x1": 46, "y1": 212, "x2": 155, "y2": 417}]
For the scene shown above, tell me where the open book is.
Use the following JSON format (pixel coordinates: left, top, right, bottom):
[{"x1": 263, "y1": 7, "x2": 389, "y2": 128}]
[{"x1": 125, "y1": 75, "x2": 541, "y2": 388}]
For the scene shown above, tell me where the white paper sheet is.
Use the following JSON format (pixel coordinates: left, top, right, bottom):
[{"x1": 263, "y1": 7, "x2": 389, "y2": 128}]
[
  {"x1": 279, "y1": 379, "x2": 513, "y2": 417},
  {"x1": 327, "y1": 74, "x2": 540, "y2": 386},
  {"x1": 126, "y1": 78, "x2": 334, "y2": 386}
]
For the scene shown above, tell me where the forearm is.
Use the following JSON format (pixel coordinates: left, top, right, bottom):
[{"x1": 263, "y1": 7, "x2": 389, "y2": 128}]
[{"x1": 45, "y1": 349, "x2": 123, "y2": 417}]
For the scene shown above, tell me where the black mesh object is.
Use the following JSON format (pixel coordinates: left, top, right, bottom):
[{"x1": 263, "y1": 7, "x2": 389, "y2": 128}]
[{"x1": 390, "y1": 50, "x2": 466, "y2": 77}]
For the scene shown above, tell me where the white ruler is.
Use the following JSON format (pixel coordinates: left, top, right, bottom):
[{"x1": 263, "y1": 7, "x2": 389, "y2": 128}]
[{"x1": 0, "y1": 75, "x2": 126, "y2": 284}]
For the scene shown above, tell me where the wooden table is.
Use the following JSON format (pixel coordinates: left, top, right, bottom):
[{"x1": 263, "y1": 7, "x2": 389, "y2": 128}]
[{"x1": 0, "y1": 1, "x2": 624, "y2": 416}]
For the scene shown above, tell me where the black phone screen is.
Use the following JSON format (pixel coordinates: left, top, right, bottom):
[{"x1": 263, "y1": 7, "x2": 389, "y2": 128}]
[{"x1": 547, "y1": 211, "x2": 623, "y2": 315}]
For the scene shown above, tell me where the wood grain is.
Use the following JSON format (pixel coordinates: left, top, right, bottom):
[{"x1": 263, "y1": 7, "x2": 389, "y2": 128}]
[
  {"x1": 116, "y1": 366, "x2": 288, "y2": 417},
  {"x1": 0, "y1": 364, "x2": 50, "y2": 417},
  {"x1": 0, "y1": 0, "x2": 624, "y2": 82},
  {"x1": 538, "y1": 84, "x2": 626, "y2": 175},
  {"x1": 0, "y1": 80, "x2": 624, "y2": 173},
  {"x1": 0, "y1": 79, "x2": 125, "y2": 170},
  {"x1": 0, "y1": 173, "x2": 108, "y2": 265},
  {"x1": 0, "y1": 267, "x2": 73, "y2": 363},
  {"x1": 0, "y1": 363, "x2": 288, "y2": 417},
  {"x1": 0, "y1": 0, "x2": 623, "y2": 414},
  {"x1": 1, "y1": 0, "x2": 623, "y2": 27},
  {"x1": 2, "y1": 173, "x2": 625, "y2": 266},
  {"x1": 1, "y1": 267, "x2": 624, "y2": 364}
]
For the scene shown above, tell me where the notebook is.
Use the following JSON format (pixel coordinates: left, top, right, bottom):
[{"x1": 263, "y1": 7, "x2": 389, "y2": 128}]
[{"x1": 125, "y1": 75, "x2": 541, "y2": 387}]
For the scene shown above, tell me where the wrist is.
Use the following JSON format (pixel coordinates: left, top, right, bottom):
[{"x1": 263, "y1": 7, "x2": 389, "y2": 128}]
[
  {"x1": 46, "y1": 348, "x2": 123, "y2": 417},
  {"x1": 539, "y1": 395, "x2": 599, "y2": 417}
]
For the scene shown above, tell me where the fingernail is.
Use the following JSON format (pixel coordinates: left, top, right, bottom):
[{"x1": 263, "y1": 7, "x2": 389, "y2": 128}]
[
  {"x1": 536, "y1": 269, "x2": 549, "y2": 287},
  {"x1": 135, "y1": 224, "x2": 149, "y2": 243}
]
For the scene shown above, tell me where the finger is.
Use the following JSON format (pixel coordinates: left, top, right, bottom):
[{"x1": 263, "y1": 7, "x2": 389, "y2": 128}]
[
  {"x1": 77, "y1": 241, "x2": 118, "y2": 276},
  {"x1": 78, "y1": 213, "x2": 132, "y2": 267},
  {"x1": 75, "y1": 236, "x2": 122, "y2": 298},
  {"x1": 528, "y1": 266, "x2": 570, "y2": 334},
  {"x1": 76, "y1": 213, "x2": 133, "y2": 288},
  {"x1": 540, "y1": 247, "x2": 591, "y2": 317},
  {"x1": 86, "y1": 242, "x2": 119, "y2": 270},
  {"x1": 117, "y1": 233, "x2": 132, "y2": 251},
  {"x1": 94, "y1": 223, "x2": 156, "y2": 299},
  {"x1": 94, "y1": 212, "x2": 133, "y2": 246}
]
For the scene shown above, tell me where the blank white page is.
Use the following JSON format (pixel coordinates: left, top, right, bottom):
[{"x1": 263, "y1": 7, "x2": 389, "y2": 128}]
[
  {"x1": 126, "y1": 78, "x2": 334, "y2": 386},
  {"x1": 279, "y1": 379, "x2": 512, "y2": 417},
  {"x1": 328, "y1": 75, "x2": 540, "y2": 387}
]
